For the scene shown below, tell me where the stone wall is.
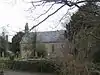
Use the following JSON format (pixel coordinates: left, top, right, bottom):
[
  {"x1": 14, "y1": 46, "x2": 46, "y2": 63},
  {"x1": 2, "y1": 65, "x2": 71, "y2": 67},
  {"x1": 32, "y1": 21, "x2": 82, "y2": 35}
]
[
  {"x1": 45, "y1": 42, "x2": 66, "y2": 58},
  {"x1": 20, "y1": 42, "x2": 66, "y2": 59}
]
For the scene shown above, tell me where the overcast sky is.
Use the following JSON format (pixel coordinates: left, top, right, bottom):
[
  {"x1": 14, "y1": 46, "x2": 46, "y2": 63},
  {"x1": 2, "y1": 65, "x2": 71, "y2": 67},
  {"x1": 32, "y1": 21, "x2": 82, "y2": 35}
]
[{"x1": 0, "y1": 0, "x2": 78, "y2": 41}]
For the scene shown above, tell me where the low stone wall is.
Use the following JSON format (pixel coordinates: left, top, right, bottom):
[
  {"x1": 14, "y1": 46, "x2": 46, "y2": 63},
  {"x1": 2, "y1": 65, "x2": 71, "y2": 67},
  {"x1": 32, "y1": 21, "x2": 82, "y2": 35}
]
[{"x1": 0, "y1": 60, "x2": 56, "y2": 73}]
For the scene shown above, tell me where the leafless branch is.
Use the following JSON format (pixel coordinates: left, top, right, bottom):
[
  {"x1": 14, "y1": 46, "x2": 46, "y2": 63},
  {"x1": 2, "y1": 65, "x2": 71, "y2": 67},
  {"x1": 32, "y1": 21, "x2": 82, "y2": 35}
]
[
  {"x1": 31, "y1": 1, "x2": 47, "y2": 7},
  {"x1": 29, "y1": 1, "x2": 84, "y2": 31},
  {"x1": 31, "y1": 1, "x2": 46, "y2": 3},
  {"x1": 29, "y1": 0, "x2": 100, "y2": 31},
  {"x1": 30, "y1": 4, "x2": 65, "y2": 31},
  {"x1": 33, "y1": 3, "x2": 56, "y2": 21},
  {"x1": 49, "y1": 6, "x2": 75, "y2": 30},
  {"x1": 59, "y1": 6, "x2": 75, "y2": 22}
]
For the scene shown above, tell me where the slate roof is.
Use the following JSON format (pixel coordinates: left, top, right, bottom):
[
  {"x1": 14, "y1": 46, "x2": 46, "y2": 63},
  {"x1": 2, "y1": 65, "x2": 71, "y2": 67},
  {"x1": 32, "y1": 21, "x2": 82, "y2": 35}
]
[{"x1": 21, "y1": 30, "x2": 65, "y2": 43}]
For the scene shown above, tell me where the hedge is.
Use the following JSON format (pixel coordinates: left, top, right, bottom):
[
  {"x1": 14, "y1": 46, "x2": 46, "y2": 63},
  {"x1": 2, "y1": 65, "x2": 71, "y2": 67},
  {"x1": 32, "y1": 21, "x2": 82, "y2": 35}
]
[{"x1": 0, "y1": 60, "x2": 56, "y2": 73}]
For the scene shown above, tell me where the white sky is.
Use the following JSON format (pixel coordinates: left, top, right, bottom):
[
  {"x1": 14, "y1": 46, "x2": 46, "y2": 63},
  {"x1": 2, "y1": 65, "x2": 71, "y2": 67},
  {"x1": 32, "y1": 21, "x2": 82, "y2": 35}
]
[{"x1": 0, "y1": 0, "x2": 78, "y2": 42}]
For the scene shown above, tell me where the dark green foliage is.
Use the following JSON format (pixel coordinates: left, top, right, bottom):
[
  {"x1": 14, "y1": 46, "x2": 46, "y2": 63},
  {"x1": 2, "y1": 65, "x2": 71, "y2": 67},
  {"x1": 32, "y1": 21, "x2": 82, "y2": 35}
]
[
  {"x1": 67, "y1": 3, "x2": 100, "y2": 41},
  {"x1": 9, "y1": 55, "x2": 14, "y2": 60},
  {"x1": 67, "y1": 2, "x2": 100, "y2": 63},
  {"x1": 0, "y1": 60, "x2": 56, "y2": 73},
  {"x1": 12, "y1": 32, "x2": 25, "y2": 54}
]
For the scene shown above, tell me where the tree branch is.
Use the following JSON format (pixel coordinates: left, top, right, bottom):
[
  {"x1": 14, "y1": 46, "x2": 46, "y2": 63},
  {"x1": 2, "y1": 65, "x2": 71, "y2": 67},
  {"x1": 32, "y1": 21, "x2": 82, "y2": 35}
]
[
  {"x1": 33, "y1": 3, "x2": 56, "y2": 21},
  {"x1": 29, "y1": 0, "x2": 100, "y2": 31},
  {"x1": 30, "y1": 4, "x2": 65, "y2": 31},
  {"x1": 88, "y1": 32, "x2": 100, "y2": 40}
]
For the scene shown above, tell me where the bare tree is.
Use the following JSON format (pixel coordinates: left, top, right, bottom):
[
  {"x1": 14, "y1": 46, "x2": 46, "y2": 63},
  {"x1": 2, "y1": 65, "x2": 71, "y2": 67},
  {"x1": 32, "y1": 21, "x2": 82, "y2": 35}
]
[{"x1": 22, "y1": 0, "x2": 100, "y2": 31}]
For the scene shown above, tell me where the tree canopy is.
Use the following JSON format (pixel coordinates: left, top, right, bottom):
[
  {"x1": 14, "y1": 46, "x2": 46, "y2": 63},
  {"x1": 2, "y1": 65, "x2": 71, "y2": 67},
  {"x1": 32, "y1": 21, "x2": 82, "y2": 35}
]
[{"x1": 67, "y1": 2, "x2": 100, "y2": 63}]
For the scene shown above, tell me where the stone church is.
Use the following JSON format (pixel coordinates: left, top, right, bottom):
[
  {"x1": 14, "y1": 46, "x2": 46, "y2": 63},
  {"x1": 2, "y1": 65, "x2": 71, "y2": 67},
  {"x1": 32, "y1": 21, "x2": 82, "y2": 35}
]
[{"x1": 20, "y1": 23, "x2": 66, "y2": 59}]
